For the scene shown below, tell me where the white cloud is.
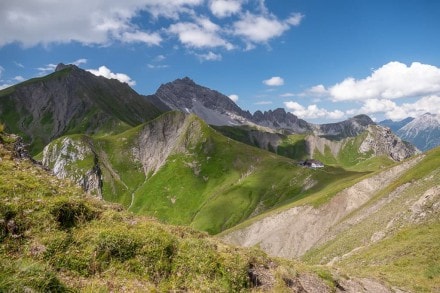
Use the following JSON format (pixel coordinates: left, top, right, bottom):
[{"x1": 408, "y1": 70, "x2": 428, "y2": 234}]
[
  {"x1": 0, "y1": 83, "x2": 12, "y2": 90},
  {"x1": 286, "y1": 13, "x2": 305, "y2": 26},
  {"x1": 168, "y1": 17, "x2": 233, "y2": 49},
  {"x1": 147, "y1": 64, "x2": 169, "y2": 69},
  {"x1": 0, "y1": 0, "x2": 205, "y2": 47},
  {"x1": 329, "y1": 61, "x2": 440, "y2": 101},
  {"x1": 196, "y1": 51, "x2": 222, "y2": 61},
  {"x1": 71, "y1": 58, "x2": 88, "y2": 66},
  {"x1": 87, "y1": 65, "x2": 136, "y2": 86},
  {"x1": 263, "y1": 76, "x2": 284, "y2": 86},
  {"x1": 154, "y1": 55, "x2": 166, "y2": 62},
  {"x1": 0, "y1": 66, "x2": 4, "y2": 78},
  {"x1": 307, "y1": 84, "x2": 328, "y2": 96},
  {"x1": 37, "y1": 64, "x2": 57, "y2": 75},
  {"x1": 14, "y1": 61, "x2": 24, "y2": 68},
  {"x1": 284, "y1": 101, "x2": 344, "y2": 120},
  {"x1": 233, "y1": 12, "x2": 303, "y2": 44},
  {"x1": 209, "y1": 0, "x2": 242, "y2": 18},
  {"x1": 349, "y1": 96, "x2": 440, "y2": 121},
  {"x1": 121, "y1": 31, "x2": 162, "y2": 46},
  {"x1": 280, "y1": 92, "x2": 295, "y2": 98},
  {"x1": 254, "y1": 101, "x2": 273, "y2": 105},
  {"x1": 229, "y1": 94, "x2": 239, "y2": 102},
  {"x1": 13, "y1": 76, "x2": 25, "y2": 82}
]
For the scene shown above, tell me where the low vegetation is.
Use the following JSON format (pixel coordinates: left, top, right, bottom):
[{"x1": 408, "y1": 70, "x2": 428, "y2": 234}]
[
  {"x1": 0, "y1": 132, "x2": 329, "y2": 291},
  {"x1": 44, "y1": 113, "x2": 370, "y2": 235}
]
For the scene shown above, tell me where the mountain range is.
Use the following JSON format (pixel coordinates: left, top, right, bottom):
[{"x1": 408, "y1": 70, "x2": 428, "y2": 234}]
[
  {"x1": 0, "y1": 63, "x2": 439, "y2": 292},
  {"x1": 380, "y1": 113, "x2": 440, "y2": 151}
]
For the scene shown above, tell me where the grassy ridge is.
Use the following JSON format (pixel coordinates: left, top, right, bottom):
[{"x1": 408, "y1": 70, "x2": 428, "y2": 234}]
[
  {"x1": 0, "y1": 131, "x2": 327, "y2": 292},
  {"x1": 43, "y1": 112, "x2": 370, "y2": 235}
]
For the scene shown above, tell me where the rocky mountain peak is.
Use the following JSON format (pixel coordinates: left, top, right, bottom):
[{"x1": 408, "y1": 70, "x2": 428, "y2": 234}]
[
  {"x1": 352, "y1": 114, "x2": 375, "y2": 125},
  {"x1": 153, "y1": 77, "x2": 253, "y2": 126},
  {"x1": 55, "y1": 63, "x2": 75, "y2": 72},
  {"x1": 313, "y1": 114, "x2": 376, "y2": 138},
  {"x1": 252, "y1": 108, "x2": 311, "y2": 133}
]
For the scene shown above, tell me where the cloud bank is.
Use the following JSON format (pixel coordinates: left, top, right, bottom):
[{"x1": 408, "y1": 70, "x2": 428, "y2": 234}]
[
  {"x1": 0, "y1": 0, "x2": 303, "y2": 59},
  {"x1": 290, "y1": 61, "x2": 440, "y2": 121}
]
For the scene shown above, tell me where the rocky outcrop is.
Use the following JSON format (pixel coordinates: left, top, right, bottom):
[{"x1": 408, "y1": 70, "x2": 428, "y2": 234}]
[
  {"x1": 252, "y1": 108, "x2": 311, "y2": 133},
  {"x1": 42, "y1": 136, "x2": 102, "y2": 197},
  {"x1": 312, "y1": 114, "x2": 374, "y2": 138},
  {"x1": 133, "y1": 111, "x2": 203, "y2": 176},
  {"x1": 359, "y1": 125, "x2": 420, "y2": 161}
]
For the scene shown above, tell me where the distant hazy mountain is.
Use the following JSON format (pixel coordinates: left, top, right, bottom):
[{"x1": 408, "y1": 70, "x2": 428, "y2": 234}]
[
  {"x1": 0, "y1": 63, "x2": 162, "y2": 154},
  {"x1": 379, "y1": 117, "x2": 414, "y2": 132},
  {"x1": 396, "y1": 113, "x2": 440, "y2": 151}
]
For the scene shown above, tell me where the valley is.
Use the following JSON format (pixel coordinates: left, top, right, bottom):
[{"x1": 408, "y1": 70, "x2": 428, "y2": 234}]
[{"x1": 0, "y1": 64, "x2": 439, "y2": 292}]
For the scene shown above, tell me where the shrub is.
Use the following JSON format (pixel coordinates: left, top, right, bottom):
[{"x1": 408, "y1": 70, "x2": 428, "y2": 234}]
[
  {"x1": 50, "y1": 199, "x2": 100, "y2": 229},
  {"x1": 96, "y1": 229, "x2": 144, "y2": 263}
]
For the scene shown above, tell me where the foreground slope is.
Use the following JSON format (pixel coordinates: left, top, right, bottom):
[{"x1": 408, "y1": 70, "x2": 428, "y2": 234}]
[
  {"x1": 0, "y1": 64, "x2": 162, "y2": 154},
  {"x1": 0, "y1": 131, "x2": 336, "y2": 292},
  {"x1": 222, "y1": 147, "x2": 440, "y2": 292},
  {"x1": 42, "y1": 111, "x2": 369, "y2": 234}
]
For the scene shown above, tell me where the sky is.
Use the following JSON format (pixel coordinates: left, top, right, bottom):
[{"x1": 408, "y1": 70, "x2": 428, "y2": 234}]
[{"x1": 1, "y1": 0, "x2": 440, "y2": 123}]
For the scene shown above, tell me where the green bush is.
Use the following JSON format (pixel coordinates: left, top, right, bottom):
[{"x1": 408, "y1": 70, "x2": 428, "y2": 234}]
[
  {"x1": 50, "y1": 199, "x2": 100, "y2": 229},
  {"x1": 96, "y1": 228, "x2": 144, "y2": 263}
]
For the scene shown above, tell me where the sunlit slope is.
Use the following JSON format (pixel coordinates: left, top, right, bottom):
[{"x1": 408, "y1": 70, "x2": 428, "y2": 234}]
[{"x1": 43, "y1": 111, "x2": 368, "y2": 234}]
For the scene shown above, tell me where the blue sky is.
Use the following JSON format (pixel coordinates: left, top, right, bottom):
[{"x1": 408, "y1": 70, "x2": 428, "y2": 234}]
[{"x1": 1, "y1": 0, "x2": 440, "y2": 123}]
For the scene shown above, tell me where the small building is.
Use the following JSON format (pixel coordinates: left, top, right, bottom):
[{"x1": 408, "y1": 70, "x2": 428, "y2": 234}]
[{"x1": 299, "y1": 159, "x2": 324, "y2": 168}]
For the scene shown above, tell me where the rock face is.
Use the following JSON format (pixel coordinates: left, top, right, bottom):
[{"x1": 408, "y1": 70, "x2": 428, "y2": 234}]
[
  {"x1": 359, "y1": 125, "x2": 420, "y2": 161},
  {"x1": 152, "y1": 77, "x2": 253, "y2": 126},
  {"x1": 133, "y1": 111, "x2": 202, "y2": 176},
  {"x1": 41, "y1": 112, "x2": 203, "y2": 198},
  {"x1": 312, "y1": 114, "x2": 375, "y2": 138},
  {"x1": 0, "y1": 63, "x2": 162, "y2": 154},
  {"x1": 42, "y1": 136, "x2": 102, "y2": 197},
  {"x1": 396, "y1": 113, "x2": 440, "y2": 151},
  {"x1": 252, "y1": 108, "x2": 311, "y2": 133}
]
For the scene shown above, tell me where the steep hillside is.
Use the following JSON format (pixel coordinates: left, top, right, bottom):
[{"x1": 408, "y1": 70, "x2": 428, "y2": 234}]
[
  {"x1": 42, "y1": 111, "x2": 369, "y2": 235},
  {"x1": 397, "y1": 112, "x2": 440, "y2": 151},
  {"x1": 222, "y1": 147, "x2": 440, "y2": 292},
  {"x1": 215, "y1": 121, "x2": 418, "y2": 172},
  {"x1": 0, "y1": 131, "x2": 337, "y2": 292},
  {"x1": 0, "y1": 64, "x2": 162, "y2": 154}
]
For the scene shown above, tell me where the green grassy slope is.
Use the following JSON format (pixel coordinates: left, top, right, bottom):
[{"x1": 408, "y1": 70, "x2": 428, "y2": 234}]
[
  {"x1": 215, "y1": 126, "x2": 396, "y2": 172},
  {"x1": 0, "y1": 131, "x2": 330, "y2": 292},
  {"x1": 43, "y1": 112, "x2": 369, "y2": 235},
  {"x1": 302, "y1": 146, "x2": 440, "y2": 292}
]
